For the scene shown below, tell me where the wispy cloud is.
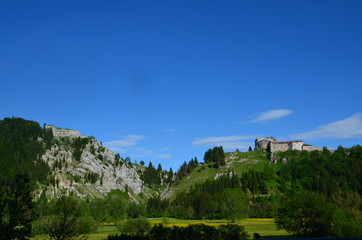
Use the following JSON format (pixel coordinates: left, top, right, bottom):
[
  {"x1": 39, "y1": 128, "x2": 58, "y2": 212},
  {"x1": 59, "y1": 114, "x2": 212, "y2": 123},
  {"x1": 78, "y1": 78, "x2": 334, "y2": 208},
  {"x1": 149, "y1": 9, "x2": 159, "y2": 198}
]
[
  {"x1": 134, "y1": 148, "x2": 153, "y2": 156},
  {"x1": 164, "y1": 128, "x2": 175, "y2": 132},
  {"x1": 290, "y1": 113, "x2": 362, "y2": 140},
  {"x1": 192, "y1": 135, "x2": 257, "y2": 150},
  {"x1": 104, "y1": 135, "x2": 145, "y2": 152},
  {"x1": 160, "y1": 147, "x2": 171, "y2": 151},
  {"x1": 156, "y1": 154, "x2": 173, "y2": 159},
  {"x1": 252, "y1": 109, "x2": 293, "y2": 123}
]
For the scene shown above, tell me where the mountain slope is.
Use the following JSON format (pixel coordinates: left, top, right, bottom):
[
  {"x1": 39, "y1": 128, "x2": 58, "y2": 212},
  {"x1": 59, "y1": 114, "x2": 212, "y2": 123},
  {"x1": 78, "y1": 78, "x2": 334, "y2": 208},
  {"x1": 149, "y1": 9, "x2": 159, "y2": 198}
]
[{"x1": 161, "y1": 151, "x2": 271, "y2": 199}]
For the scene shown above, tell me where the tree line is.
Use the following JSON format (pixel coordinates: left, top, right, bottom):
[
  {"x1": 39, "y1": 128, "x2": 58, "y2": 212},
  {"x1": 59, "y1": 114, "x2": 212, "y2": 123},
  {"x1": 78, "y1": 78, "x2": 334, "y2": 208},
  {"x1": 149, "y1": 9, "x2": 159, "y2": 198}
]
[
  {"x1": 107, "y1": 223, "x2": 249, "y2": 240},
  {"x1": 147, "y1": 173, "x2": 248, "y2": 220}
]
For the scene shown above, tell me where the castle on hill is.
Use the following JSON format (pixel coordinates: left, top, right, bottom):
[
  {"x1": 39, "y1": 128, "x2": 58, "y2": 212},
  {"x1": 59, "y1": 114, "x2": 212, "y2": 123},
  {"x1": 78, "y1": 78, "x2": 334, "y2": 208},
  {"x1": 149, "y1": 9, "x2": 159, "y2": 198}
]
[
  {"x1": 45, "y1": 125, "x2": 85, "y2": 138},
  {"x1": 255, "y1": 137, "x2": 333, "y2": 153}
]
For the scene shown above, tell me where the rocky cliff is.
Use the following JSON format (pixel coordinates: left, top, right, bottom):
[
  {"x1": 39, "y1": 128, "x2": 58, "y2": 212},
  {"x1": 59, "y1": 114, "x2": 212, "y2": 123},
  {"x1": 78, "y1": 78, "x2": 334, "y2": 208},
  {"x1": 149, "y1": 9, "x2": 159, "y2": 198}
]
[{"x1": 40, "y1": 125, "x2": 143, "y2": 199}]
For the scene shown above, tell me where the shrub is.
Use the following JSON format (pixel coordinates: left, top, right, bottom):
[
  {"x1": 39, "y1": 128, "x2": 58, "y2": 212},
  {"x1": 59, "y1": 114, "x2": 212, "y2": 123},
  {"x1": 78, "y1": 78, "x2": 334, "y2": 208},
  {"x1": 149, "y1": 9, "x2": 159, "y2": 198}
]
[
  {"x1": 117, "y1": 218, "x2": 151, "y2": 235},
  {"x1": 108, "y1": 223, "x2": 250, "y2": 240},
  {"x1": 218, "y1": 223, "x2": 249, "y2": 240},
  {"x1": 78, "y1": 215, "x2": 98, "y2": 234}
]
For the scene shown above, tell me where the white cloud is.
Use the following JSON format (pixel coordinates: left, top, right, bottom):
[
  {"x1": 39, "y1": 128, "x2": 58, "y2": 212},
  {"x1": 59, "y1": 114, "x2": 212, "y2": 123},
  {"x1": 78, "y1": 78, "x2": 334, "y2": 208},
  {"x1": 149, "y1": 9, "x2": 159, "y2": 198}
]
[
  {"x1": 156, "y1": 154, "x2": 173, "y2": 159},
  {"x1": 252, "y1": 109, "x2": 293, "y2": 123},
  {"x1": 192, "y1": 135, "x2": 257, "y2": 150},
  {"x1": 290, "y1": 113, "x2": 362, "y2": 140},
  {"x1": 104, "y1": 135, "x2": 145, "y2": 151}
]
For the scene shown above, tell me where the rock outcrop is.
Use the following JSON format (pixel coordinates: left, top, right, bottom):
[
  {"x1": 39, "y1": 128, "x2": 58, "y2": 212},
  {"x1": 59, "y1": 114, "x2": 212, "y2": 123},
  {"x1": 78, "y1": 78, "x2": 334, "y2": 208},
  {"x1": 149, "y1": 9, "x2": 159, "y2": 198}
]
[{"x1": 41, "y1": 125, "x2": 143, "y2": 198}]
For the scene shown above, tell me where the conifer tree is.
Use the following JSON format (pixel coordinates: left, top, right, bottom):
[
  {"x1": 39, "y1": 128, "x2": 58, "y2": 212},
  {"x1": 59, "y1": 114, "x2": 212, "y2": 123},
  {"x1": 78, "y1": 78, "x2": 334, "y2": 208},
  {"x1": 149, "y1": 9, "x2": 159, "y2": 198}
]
[
  {"x1": 167, "y1": 168, "x2": 173, "y2": 183},
  {"x1": 157, "y1": 163, "x2": 162, "y2": 172},
  {"x1": 203, "y1": 146, "x2": 226, "y2": 168}
]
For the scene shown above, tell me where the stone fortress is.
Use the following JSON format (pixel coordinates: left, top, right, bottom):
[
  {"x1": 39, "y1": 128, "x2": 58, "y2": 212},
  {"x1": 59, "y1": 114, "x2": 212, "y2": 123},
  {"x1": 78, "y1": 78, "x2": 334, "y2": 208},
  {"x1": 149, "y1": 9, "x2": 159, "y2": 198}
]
[
  {"x1": 45, "y1": 125, "x2": 84, "y2": 138},
  {"x1": 255, "y1": 137, "x2": 333, "y2": 153}
]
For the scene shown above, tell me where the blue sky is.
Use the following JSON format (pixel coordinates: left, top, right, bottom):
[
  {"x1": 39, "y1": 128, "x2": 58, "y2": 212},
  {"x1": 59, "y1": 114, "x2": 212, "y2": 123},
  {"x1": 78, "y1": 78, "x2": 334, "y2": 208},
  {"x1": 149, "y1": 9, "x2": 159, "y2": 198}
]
[{"x1": 1, "y1": 1, "x2": 361, "y2": 171}]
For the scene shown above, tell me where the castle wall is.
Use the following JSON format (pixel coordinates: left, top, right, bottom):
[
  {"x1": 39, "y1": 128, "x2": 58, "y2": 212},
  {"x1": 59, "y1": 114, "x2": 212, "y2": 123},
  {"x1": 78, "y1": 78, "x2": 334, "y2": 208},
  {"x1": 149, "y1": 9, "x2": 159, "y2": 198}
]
[
  {"x1": 256, "y1": 140, "x2": 270, "y2": 151},
  {"x1": 255, "y1": 137, "x2": 277, "y2": 151},
  {"x1": 270, "y1": 143, "x2": 290, "y2": 152},
  {"x1": 45, "y1": 125, "x2": 83, "y2": 138},
  {"x1": 302, "y1": 145, "x2": 323, "y2": 151},
  {"x1": 291, "y1": 141, "x2": 303, "y2": 151}
]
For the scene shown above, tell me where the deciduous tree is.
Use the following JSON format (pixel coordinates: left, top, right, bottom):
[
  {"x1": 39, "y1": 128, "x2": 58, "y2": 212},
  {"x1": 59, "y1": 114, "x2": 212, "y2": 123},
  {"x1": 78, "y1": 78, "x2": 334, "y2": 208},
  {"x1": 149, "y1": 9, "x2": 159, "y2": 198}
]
[
  {"x1": 220, "y1": 188, "x2": 248, "y2": 222},
  {"x1": 275, "y1": 191, "x2": 337, "y2": 237},
  {"x1": 44, "y1": 196, "x2": 88, "y2": 240}
]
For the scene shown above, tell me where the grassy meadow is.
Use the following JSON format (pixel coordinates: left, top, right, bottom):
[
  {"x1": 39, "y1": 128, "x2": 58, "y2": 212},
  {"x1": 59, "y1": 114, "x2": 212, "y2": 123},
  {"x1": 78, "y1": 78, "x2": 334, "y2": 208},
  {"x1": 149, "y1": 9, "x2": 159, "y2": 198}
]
[{"x1": 31, "y1": 218, "x2": 289, "y2": 240}]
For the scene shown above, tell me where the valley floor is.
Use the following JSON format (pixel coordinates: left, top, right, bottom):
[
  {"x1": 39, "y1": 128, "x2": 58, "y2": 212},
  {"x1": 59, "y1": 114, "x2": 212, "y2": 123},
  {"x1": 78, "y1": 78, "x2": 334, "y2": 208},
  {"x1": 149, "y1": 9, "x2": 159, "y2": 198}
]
[{"x1": 31, "y1": 218, "x2": 289, "y2": 240}]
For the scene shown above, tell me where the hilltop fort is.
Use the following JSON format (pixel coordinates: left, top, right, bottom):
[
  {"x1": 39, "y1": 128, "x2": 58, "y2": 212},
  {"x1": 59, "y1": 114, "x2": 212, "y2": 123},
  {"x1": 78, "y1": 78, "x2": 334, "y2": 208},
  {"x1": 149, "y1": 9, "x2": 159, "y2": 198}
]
[
  {"x1": 45, "y1": 125, "x2": 84, "y2": 138},
  {"x1": 255, "y1": 137, "x2": 333, "y2": 153}
]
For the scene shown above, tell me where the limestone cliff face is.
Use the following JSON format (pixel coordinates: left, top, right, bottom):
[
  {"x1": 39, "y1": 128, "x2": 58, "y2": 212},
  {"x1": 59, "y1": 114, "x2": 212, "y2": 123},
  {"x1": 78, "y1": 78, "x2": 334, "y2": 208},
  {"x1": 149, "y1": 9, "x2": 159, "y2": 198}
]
[{"x1": 41, "y1": 126, "x2": 143, "y2": 198}]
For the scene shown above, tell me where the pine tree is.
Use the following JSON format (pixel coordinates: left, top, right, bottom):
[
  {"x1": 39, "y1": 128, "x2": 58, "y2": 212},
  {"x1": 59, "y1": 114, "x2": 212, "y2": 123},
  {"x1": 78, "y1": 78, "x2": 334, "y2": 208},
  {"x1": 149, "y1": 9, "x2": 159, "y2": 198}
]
[
  {"x1": 203, "y1": 146, "x2": 226, "y2": 168},
  {"x1": 157, "y1": 163, "x2": 162, "y2": 172},
  {"x1": 167, "y1": 168, "x2": 174, "y2": 183}
]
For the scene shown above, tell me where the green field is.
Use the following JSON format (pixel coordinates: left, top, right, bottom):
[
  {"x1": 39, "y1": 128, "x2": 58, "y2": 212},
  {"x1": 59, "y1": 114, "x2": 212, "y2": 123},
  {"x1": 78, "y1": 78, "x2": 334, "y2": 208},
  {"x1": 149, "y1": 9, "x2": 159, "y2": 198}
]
[{"x1": 32, "y1": 218, "x2": 288, "y2": 240}]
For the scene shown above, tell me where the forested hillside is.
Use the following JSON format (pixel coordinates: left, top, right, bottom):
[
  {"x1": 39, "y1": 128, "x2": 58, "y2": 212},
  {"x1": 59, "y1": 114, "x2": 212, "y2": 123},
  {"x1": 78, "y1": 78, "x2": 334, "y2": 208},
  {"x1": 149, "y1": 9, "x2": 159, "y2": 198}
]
[
  {"x1": 150, "y1": 146, "x2": 362, "y2": 237},
  {"x1": 0, "y1": 117, "x2": 51, "y2": 183}
]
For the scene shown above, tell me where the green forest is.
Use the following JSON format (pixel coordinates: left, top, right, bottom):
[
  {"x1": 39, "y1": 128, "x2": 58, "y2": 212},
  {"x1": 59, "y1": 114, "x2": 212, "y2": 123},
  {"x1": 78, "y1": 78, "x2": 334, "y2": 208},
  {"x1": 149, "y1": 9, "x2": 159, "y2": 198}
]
[{"x1": 0, "y1": 118, "x2": 361, "y2": 239}]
